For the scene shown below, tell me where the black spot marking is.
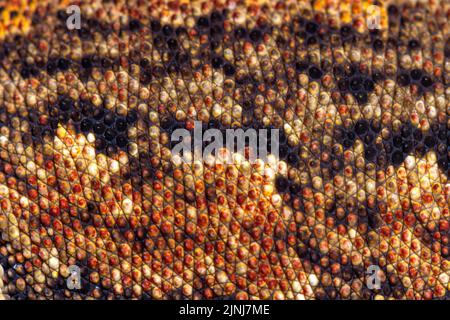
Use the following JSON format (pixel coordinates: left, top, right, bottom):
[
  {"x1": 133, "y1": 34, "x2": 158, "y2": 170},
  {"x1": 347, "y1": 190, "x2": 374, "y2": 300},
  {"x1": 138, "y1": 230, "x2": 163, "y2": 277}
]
[
  {"x1": 333, "y1": 64, "x2": 383, "y2": 104},
  {"x1": 336, "y1": 120, "x2": 449, "y2": 177}
]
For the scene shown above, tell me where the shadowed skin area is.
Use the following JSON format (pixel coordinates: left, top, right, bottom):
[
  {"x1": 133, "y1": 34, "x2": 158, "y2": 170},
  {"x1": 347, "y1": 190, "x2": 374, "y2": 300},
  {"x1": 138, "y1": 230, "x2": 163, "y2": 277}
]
[{"x1": 0, "y1": 0, "x2": 448, "y2": 300}]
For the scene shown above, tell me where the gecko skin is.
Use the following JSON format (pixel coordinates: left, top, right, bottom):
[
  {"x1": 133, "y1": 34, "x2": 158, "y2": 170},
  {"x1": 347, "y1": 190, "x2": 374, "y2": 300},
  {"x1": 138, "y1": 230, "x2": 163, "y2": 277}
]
[{"x1": 0, "y1": 0, "x2": 448, "y2": 300}]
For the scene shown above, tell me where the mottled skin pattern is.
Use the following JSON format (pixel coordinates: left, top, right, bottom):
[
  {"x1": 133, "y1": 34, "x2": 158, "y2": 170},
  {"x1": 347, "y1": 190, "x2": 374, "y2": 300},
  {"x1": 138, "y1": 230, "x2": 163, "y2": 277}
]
[{"x1": 0, "y1": 0, "x2": 448, "y2": 300}]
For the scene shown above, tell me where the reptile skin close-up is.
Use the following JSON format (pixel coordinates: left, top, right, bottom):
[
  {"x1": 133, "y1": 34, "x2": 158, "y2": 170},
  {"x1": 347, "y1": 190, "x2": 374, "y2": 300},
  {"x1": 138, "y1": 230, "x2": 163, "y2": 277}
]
[{"x1": 0, "y1": 0, "x2": 448, "y2": 300}]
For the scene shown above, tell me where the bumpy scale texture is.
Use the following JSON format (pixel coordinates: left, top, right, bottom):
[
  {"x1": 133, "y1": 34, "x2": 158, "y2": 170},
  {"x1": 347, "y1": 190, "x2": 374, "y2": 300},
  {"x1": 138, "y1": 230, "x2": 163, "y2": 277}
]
[{"x1": 0, "y1": 0, "x2": 449, "y2": 300}]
